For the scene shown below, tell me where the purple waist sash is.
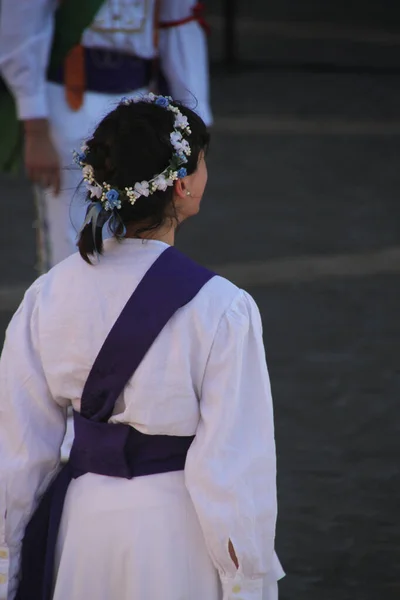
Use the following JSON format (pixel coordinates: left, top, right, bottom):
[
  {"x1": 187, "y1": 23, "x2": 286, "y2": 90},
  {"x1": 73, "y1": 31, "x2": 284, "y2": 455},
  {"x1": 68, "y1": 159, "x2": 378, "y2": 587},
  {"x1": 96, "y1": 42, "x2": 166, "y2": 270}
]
[
  {"x1": 16, "y1": 247, "x2": 214, "y2": 600},
  {"x1": 47, "y1": 47, "x2": 153, "y2": 94},
  {"x1": 69, "y1": 410, "x2": 195, "y2": 479}
]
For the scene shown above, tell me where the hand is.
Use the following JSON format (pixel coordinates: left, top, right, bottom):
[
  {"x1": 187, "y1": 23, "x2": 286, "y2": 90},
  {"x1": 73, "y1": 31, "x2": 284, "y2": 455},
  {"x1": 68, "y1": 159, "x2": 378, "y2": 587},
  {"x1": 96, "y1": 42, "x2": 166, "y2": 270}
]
[{"x1": 24, "y1": 119, "x2": 61, "y2": 195}]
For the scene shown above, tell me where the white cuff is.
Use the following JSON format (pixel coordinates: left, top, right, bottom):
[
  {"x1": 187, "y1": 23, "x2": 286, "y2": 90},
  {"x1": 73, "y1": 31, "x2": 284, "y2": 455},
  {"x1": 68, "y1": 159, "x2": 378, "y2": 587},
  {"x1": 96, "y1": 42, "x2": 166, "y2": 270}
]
[
  {"x1": 220, "y1": 572, "x2": 264, "y2": 600},
  {"x1": 16, "y1": 91, "x2": 49, "y2": 120}
]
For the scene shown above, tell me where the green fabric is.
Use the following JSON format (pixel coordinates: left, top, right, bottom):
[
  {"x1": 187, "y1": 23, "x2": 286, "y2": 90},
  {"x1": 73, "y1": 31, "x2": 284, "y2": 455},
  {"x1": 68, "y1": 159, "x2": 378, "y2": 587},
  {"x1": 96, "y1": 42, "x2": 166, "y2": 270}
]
[
  {"x1": 49, "y1": 0, "x2": 105, "y2": 73},
  {"x1": 0, "y1": 80, "x2": 22, "y2": 174},
  {"x1": 0, "y1": 0, "x2": 105, "y2": 174}
]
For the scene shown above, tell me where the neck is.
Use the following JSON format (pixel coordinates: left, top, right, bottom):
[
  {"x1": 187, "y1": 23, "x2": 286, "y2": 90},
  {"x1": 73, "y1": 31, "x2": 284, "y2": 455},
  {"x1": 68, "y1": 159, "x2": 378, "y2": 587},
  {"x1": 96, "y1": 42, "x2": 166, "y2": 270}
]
[{"x1": 125, "y1": 221, "x2": 176, "y2": 246}]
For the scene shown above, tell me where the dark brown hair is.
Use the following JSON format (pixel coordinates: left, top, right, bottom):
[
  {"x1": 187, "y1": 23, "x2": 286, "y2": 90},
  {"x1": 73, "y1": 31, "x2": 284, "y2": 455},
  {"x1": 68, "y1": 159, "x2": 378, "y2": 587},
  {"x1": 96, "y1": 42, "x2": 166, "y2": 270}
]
[{"x1": 77, "y1": 100, "x2": 209, "y2": 264}]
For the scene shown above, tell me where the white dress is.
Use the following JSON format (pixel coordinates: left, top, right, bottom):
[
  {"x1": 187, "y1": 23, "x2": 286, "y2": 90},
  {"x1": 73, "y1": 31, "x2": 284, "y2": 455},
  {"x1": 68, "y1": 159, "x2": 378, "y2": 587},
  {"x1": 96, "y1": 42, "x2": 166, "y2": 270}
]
[{"x1": 0, "y1": 239, "x2": 284, "y2": 600}]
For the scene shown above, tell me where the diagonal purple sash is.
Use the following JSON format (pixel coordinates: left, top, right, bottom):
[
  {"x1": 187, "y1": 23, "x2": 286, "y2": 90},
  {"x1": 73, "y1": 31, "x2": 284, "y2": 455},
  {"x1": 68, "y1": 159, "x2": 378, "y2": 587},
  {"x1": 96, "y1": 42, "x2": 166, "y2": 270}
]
[
  {"x1": 81, "y1": 245, "x2": 214, "y2": 421},
  {"x1": 16, "y1": 246, "x2": 214, "y2": 600}
]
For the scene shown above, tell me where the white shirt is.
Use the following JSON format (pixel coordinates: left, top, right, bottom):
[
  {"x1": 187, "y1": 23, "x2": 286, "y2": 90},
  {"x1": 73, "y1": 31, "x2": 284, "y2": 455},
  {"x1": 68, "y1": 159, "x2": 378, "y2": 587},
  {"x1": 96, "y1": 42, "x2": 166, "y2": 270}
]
[
  {"x1": 0, "y1": 239, "x2": 283, "y2": 600},
  {"x1": 0, "y1": 0, "x2": 212, "y2": 125}
]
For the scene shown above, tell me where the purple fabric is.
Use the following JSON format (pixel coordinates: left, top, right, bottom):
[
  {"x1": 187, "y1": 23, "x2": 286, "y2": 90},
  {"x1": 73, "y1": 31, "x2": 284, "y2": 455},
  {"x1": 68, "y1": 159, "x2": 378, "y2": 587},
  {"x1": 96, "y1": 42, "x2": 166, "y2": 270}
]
[
  {"x1": 69, "y1": 412, "x2": 132, "y2": 478},
  {"x1": 80, "y1": 247, "x2": 213, "y2": 422},
  {"x1": 16, "y1": 247, "x2": 214, "y2": 600},
  {"x1": 69, "y1": 411, "x2": 195, "y2": 479},
  {"x1": 47, "y1": 47, "x2": 153, "y2": 94}
]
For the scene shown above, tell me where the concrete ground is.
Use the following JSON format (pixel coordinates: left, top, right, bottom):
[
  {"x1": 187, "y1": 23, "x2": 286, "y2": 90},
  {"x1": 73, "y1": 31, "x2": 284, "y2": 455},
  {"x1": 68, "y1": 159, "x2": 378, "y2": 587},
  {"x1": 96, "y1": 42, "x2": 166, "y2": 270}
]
[{"x1": 1, "y1": 28, "x2": 400, "y2": 600}]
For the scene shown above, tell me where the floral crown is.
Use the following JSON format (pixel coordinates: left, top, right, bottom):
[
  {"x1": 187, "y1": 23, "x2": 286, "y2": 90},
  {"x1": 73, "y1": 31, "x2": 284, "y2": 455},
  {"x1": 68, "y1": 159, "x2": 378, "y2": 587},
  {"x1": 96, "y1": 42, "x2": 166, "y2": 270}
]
[{"x1": 73, "y1": 93, "x2": 192, "y2": 212}]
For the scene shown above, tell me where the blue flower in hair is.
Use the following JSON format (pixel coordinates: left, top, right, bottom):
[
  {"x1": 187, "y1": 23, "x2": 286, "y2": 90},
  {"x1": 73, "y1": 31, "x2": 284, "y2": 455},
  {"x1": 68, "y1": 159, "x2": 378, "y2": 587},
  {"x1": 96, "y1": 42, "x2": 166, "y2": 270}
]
[
  {"x1": 105, "y1": 189, "x2": 120, "y2": 208},
  {"x1": 155, "y1": 96, "x2": 170, "y2": 108},
  {"x1": 176, "y1": 153, "x2": 188, "y2": 164},
  {"x1": 73, "y1": 151, "x2": 86, "y2": 165},
  {"x1": 177, "y1": 167, "x2": 187, "y2": 179}
]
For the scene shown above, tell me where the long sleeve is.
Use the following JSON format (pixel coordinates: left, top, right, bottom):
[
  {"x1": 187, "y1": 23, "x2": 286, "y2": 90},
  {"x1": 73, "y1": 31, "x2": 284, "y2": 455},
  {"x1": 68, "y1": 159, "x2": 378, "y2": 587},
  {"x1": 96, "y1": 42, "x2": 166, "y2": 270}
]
[
  {"x1": 185, "y1": 290, "x2": 278, "y2": 600},
  {"x1": 0, "y1": 0, "x2": 55, "y2": 119},
  {"x1": 158, "y1": 0, "x2": 213, "y2": 126},
  {"x1": 0, "y1": 280, "x2": 66, "y2": 600}
]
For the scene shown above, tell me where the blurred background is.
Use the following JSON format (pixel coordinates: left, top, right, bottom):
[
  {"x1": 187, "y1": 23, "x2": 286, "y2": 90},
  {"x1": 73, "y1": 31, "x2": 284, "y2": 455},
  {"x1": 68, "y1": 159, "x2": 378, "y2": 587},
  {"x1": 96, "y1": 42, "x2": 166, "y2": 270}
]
[{"x1": 1, "y1": 1, "x2": 400, "y2": 598}]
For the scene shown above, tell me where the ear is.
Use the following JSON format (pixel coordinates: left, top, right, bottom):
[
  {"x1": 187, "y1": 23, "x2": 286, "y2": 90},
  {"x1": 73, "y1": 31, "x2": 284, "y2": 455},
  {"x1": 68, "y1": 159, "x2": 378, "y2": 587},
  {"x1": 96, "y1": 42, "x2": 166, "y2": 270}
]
[{"x1": 174, "y1": 177, "x2": 188, "y2": 199}]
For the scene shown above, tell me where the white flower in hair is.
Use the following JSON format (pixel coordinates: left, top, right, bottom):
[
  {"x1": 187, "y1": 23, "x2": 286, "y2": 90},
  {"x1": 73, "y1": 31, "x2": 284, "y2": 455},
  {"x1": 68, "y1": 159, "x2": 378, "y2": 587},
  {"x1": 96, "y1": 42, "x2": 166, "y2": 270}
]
[
  {"x1": 126, "y1": 187, "x2": 140, "y2": 205},
  {"x1": 134, "y1": 180, "x2": 150, "y2": 197},
  {"x1": 171, "y1": 141, "x2": 185, "y2": 154},
  {"x1": 82, "y1": 164, "x2": 94, "y2": 181},
  {"x1": 170, "y1": 131, "x2": 183, "y2": 147},
  {"x1": 153, "y1": 174, "x2": 173, "y2": 191},
  {"x1": 168, "y1": 105, "x2": 179, "y2": 114},
  {"x1": 86, "y1": 182, "x2": 103, "y2": 199},
  {"x1": 180, "y1": 139, "x2": 191, "y2": 155},
  {"x1": 174, "y1": 113, "x2": 189, "y2": 130}
]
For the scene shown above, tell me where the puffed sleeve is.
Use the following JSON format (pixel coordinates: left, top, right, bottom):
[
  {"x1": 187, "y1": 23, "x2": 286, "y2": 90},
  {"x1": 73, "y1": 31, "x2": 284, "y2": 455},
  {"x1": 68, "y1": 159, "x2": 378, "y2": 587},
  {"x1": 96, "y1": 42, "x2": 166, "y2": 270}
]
[
  {"x1": 158, "y1": 0, "x2": 213, "y2": 126},
  {"x1": 0, "y1": 278, "x2": 66, "y2": 600},
  {"x1": 185, "y1": 290, "x2": 278, "y2": 600},
  {"x1": 0, "y1": 0, "x2": 55, "y2": 119}
]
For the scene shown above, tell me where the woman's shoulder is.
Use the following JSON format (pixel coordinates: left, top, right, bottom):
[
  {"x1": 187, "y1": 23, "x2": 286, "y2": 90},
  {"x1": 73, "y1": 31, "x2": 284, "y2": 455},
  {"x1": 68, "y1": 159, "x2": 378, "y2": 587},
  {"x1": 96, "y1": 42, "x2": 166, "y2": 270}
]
[
  {"x1": 196, "y1": 273, "x2": 261, "y2": 325},
  {"x1": 22, "y1": 253, "x2": 95, "y2": 318}
]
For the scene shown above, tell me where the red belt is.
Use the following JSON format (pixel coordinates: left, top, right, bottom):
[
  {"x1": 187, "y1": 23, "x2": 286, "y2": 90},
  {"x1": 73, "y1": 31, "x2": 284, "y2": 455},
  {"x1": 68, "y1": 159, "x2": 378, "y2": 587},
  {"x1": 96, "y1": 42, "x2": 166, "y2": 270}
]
[{"x1": 159, "y1": 2, "x2": 210, "y2": 35}]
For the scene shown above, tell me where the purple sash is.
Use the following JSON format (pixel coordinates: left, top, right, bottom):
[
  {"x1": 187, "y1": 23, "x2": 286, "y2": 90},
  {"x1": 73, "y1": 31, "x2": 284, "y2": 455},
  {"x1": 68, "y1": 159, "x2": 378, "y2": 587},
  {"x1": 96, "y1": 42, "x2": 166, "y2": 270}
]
[
  {"x1": 16, "y1": 246, "x2": 214, "y2": 600},
  {"x1": 47, "y1": 48, "x2": 154, "y2": 95}
]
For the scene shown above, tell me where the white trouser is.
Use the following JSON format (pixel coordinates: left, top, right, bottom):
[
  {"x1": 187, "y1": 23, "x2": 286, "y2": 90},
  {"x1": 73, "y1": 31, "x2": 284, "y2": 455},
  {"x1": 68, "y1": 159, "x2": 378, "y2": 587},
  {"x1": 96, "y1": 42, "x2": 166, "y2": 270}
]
[{"x1": 36, "y1": 82, "x2": 148, "y2": 272}]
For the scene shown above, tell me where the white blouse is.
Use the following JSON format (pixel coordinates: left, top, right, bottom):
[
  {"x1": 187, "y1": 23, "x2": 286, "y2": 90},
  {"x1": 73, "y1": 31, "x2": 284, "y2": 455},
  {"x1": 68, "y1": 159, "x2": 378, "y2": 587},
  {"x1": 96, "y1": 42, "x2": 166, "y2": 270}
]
[
  {"x1": 0, "y1": 0, "x2": 212, "y2": 125},
  {"x1": 0, "y1": 239, "x2": 283, "y2": 600}
]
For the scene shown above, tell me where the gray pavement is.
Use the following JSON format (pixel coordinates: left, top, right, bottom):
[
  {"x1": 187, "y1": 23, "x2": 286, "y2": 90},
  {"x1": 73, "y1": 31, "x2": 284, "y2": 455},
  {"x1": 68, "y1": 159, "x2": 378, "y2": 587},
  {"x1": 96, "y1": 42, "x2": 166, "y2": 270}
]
[
  {"x1": 1, "y1": 37, "x2": 400, "y2": 600},
  {"x1": 207, "y1": 2, "x2": 400, "y2": 68},
  {"x1": 256, "y1": 276, "x2": 400, "y2": 599}
]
